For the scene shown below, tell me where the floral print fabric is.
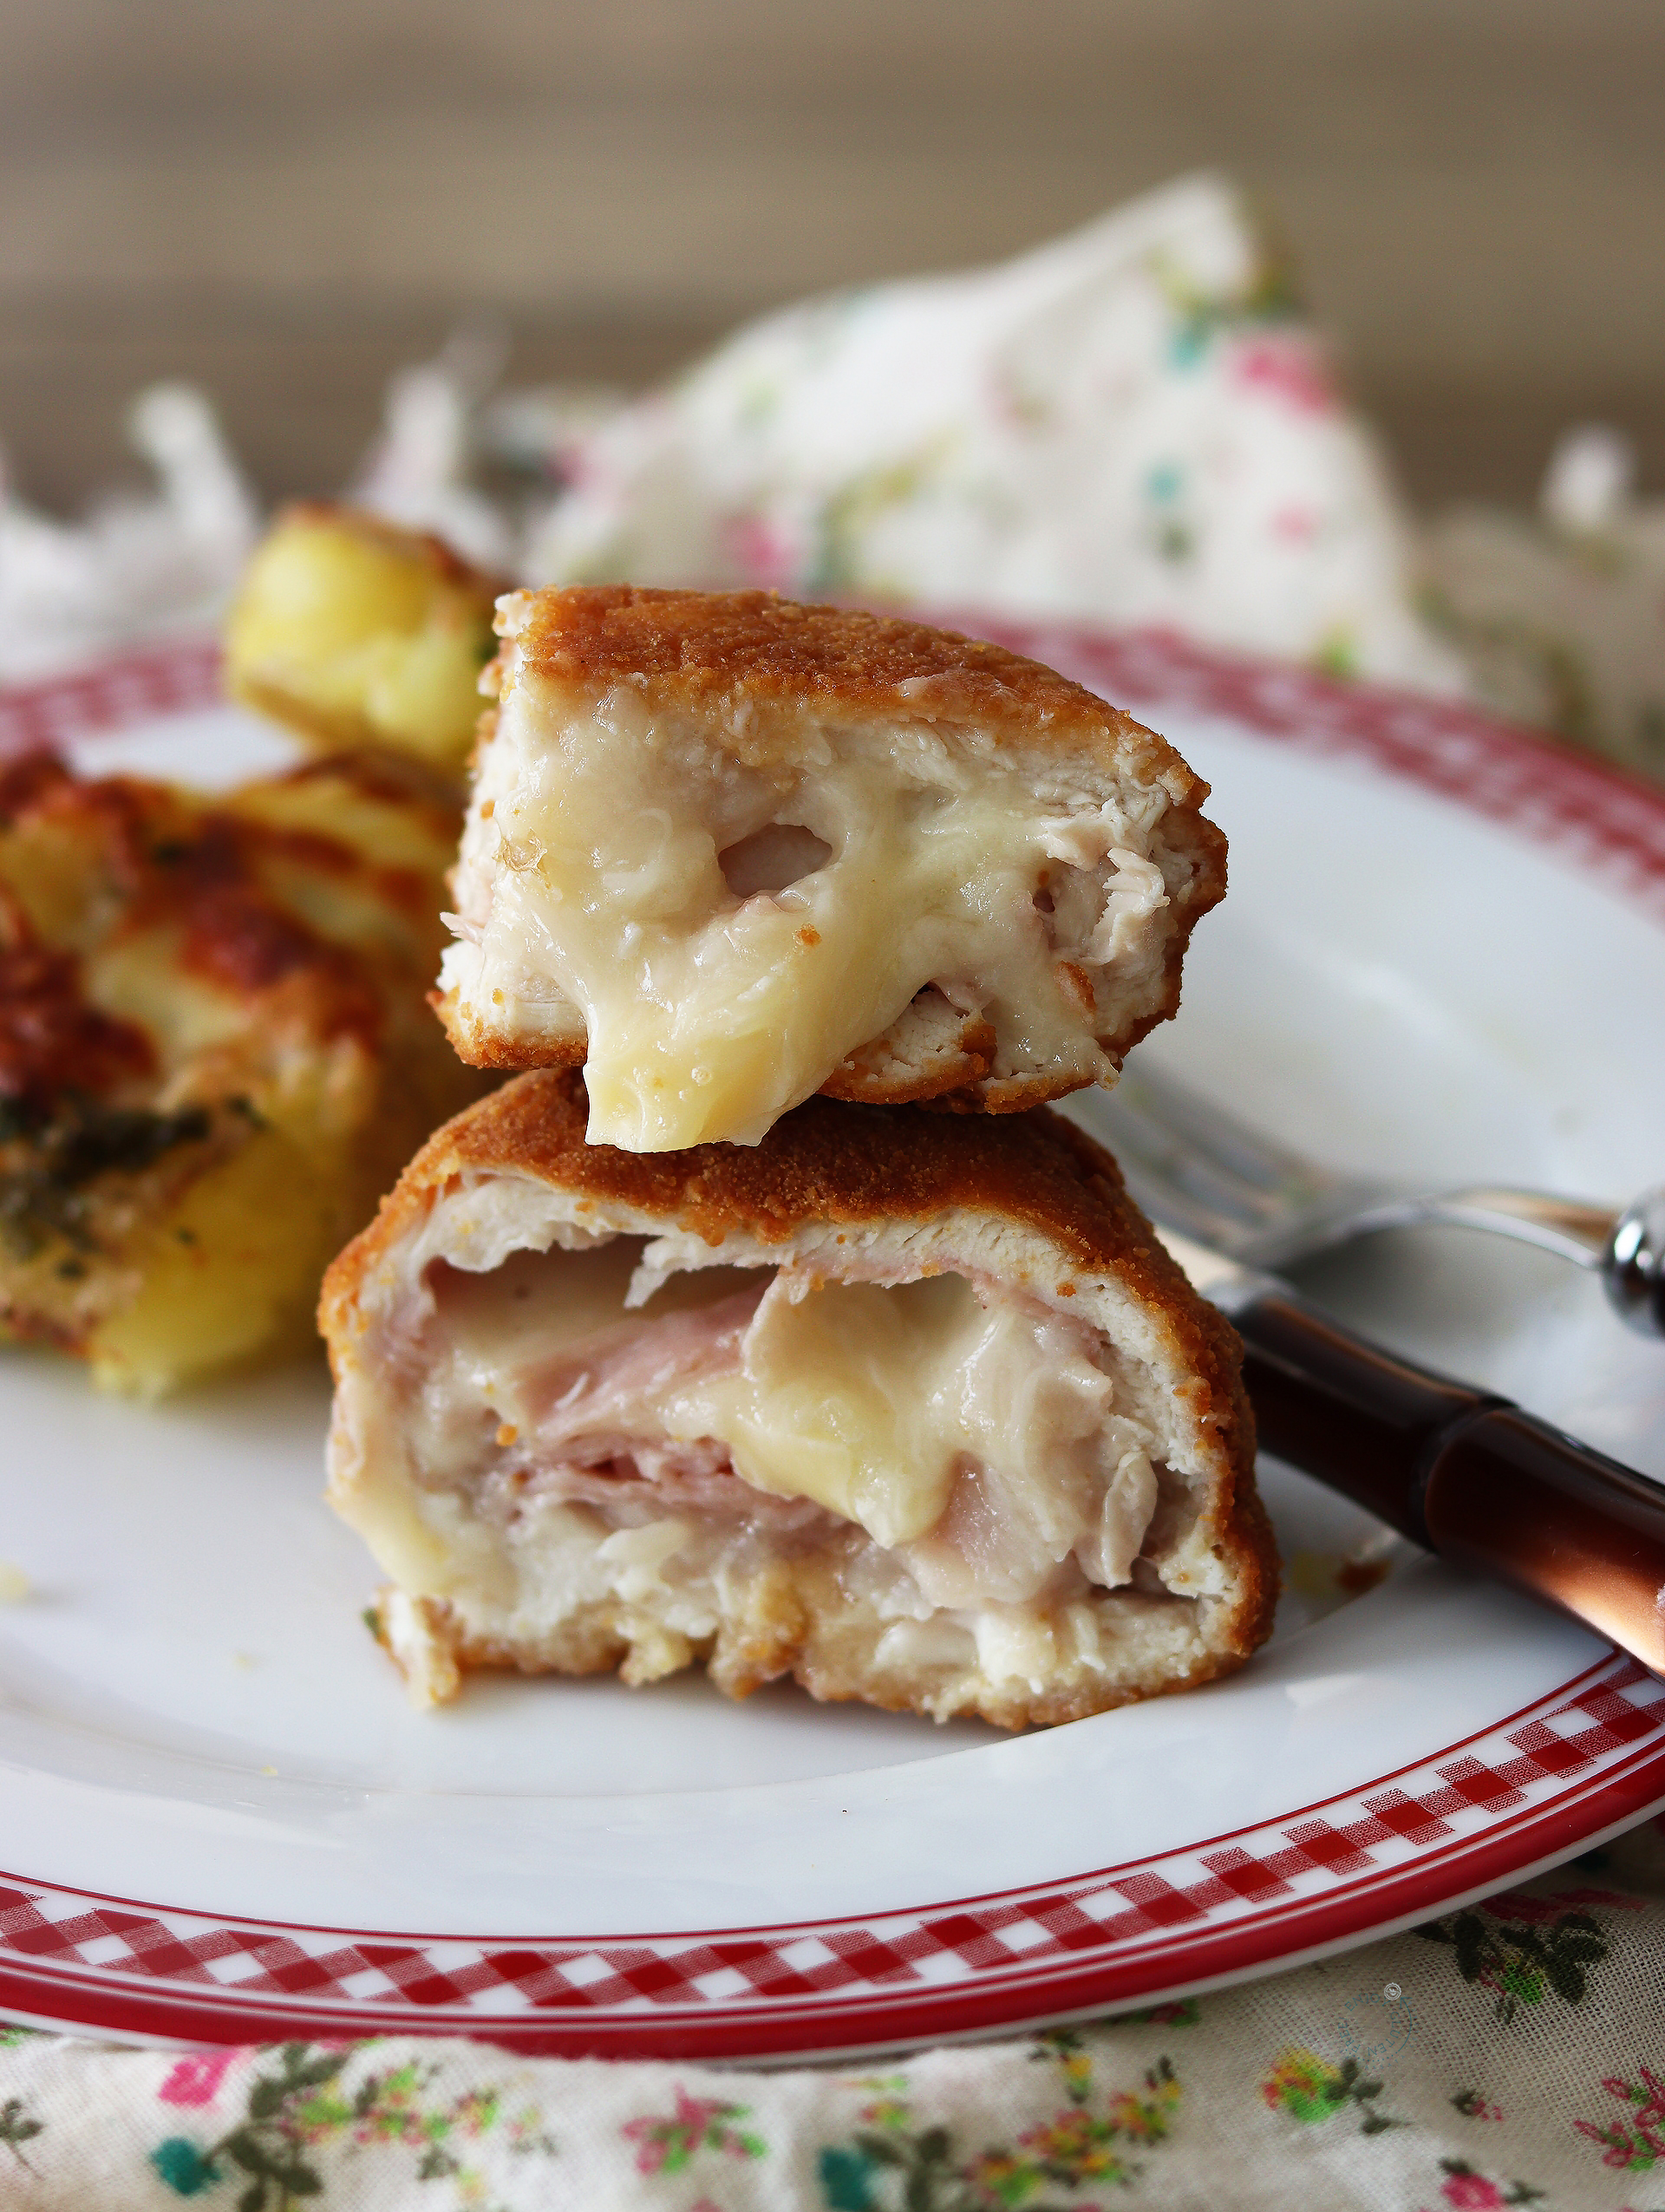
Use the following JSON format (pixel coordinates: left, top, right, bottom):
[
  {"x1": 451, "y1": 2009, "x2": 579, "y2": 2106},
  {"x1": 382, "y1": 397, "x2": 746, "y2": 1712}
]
[
  {"x1": 3, "y1": 1818, "x2": 1664, "y2": 2209},
  {"x1": 526, "y1": 173, "x2": 1467, "y2": 697}
]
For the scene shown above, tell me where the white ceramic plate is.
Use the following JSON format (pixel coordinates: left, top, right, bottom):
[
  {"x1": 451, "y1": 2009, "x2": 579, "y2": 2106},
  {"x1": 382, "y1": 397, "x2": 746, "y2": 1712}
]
[{"x1": 1, "y1": 629, "x2": 1662, "y2": 2060}]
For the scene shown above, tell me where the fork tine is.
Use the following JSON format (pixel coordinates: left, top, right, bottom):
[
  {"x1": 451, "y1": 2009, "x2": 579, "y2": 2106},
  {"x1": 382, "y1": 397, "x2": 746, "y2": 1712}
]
[
  {"x1": 1074, "y1": 1063, "x2": 1633, "y2": 1289},
  {"x1": 1063, "y1": 1088, "x2": 1274, "y2": 1249},
  {"x1": 1106, "y1": 1066, "x2": 1347, "y2": 1201},
  {"x1": 1107, "y1": 1067, "x2": 1320, "y2": 1188},
  {"x1": 1068, "y1": 1061, "x2": 1372, "y2": 1256}
]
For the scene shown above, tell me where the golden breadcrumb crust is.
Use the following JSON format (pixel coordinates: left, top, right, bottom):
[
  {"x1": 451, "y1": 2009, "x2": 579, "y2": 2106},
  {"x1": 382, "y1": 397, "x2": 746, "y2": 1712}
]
[
  {"x1": 321, "y1": 1067, "x2": 1279, "y2": 1709},
  {"x1": 819, "y1": 1003, "x2": 999, "y2": 1104},
  {"x1": 497, "y1": 584, "x2": 1205, "y2": 799}
]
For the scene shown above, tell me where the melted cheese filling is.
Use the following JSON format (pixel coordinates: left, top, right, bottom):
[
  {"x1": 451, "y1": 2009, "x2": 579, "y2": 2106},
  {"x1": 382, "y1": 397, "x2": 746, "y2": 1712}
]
[
  {"x1": 445, "y1": 675, "x2": 1173, "y2": 1150},
  {"x1": 404, "y1": 1239, "x2": 1163, "y2": 1609}
]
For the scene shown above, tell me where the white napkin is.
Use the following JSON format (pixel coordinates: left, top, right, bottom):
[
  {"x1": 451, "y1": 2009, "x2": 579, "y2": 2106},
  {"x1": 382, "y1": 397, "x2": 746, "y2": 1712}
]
[
  {"x1": 0, "y1": 387, "x2": 258, "y2": 684},
  {"x1": 527, "y1": 173, "x2": 1466, "y2": 695},
  {"x1": 1423, "y1": 425, "x2": 1665, "y2": 778},
  {"x1": 21, "y1": 171, "x2": 1664, "y2": 752}
]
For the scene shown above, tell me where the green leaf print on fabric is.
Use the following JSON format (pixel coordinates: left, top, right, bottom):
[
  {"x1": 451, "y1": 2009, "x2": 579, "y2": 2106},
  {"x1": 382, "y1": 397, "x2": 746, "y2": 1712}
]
[
  {"x1": 0, "y1": 2093, "x2": 43, "y2": 2173},
  {"x1": 192, "y1": 2041, "x2": 348, "y2": 2209},
  {"x1": 801, "y1": 440, "x2": 957, "y2": 599},
  {"x1": 620, "y1": 2088, "x2": 767, "y2": 2176},
  {"x1": 1574, "y1": 2064, "x2": 1665, "y2": 2173},
  {"x1": 846, "y1": 2076, "x2": 912, "y2": 2133},
  {"x1": 1450, "y1": 2091, "x2": 1505, "y2": 2122},
  {"x1": 1152, "y1": 234, "x2": 1307, "y2": 374},
  {"x1": 1028, "y1": 2029, "x2": 1094, "y2": 2106},
  {"x1": 817, "y1": 2052, "x2": 1181, "y2": 2207},
  {"x1": 1107, "y1": 1999, "x2": 1202, "y2": 2031},
  {"x1": 151, "y1": 2138, "x2": 222, "y2": 2196},
  {"x1": 150, "y1": 2043, "x2": 557, "y2": 2208},
  {"x1": 1259, "y1": 2050, "x2": 1406, "y2": 2134},
  {"x1": 1415, "y1": 1889, "x2": 1633, "y2": 2025}
]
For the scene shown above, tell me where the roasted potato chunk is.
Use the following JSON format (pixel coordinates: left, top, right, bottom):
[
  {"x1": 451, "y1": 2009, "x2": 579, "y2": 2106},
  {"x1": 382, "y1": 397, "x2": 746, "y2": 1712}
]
[
  {"x1": 224, "y1": 505, "x2": 503, "y2": 769},
  {"x1": 0, "y1": 748, "x2": 490, "y2": 1394}
]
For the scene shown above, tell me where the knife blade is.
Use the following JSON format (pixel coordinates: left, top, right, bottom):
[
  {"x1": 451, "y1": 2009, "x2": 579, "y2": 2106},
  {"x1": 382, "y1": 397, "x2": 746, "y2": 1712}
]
[{"x1": 1155, "y1": 1223, "x2": 1665, "y2": 1673}]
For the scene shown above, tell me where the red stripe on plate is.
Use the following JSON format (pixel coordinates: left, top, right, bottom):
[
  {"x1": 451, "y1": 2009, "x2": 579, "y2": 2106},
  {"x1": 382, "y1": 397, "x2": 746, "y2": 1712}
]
[{"x1": 0, "y1": 1652, "x2": 1660, "y2": 2059}]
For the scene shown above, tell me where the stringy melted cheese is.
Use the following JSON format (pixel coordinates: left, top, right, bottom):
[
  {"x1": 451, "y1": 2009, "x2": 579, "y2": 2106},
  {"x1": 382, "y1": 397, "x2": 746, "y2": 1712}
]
[
  {"x1": 412, "y1": 1243, "x2": 1159, "y2": 1597},
  {"x1": 444, "y1": 675, "x2": 1173, "y2": 1150},
  {"x1": 660, "y1": 1274, "x2": 1105, "y2": 1551}
]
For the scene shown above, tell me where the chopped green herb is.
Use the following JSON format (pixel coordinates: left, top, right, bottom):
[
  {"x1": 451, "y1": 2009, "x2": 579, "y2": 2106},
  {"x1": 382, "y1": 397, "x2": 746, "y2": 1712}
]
[{"x1": 0, "y1": 1099, "x2": 217, "y2": 1257}]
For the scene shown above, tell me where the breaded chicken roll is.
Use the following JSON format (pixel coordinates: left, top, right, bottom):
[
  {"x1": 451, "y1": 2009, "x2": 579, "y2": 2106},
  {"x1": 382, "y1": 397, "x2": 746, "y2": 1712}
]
[
  {"x1": 436, "y1": 589, "x2": 1226, "y2": 1151},
  {"x1": 320, "y1": 1070, "x2": 1275, "y2": 1727}
]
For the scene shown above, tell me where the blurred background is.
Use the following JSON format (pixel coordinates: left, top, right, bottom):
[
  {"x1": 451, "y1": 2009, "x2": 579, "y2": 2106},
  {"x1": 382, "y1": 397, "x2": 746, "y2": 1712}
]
[
  {"x1": 3, "y1": 0, "x2": 1663, "y2": 767},
  {"x1": 5, "y1": 0, "x2": 1662, "y2": 512}
]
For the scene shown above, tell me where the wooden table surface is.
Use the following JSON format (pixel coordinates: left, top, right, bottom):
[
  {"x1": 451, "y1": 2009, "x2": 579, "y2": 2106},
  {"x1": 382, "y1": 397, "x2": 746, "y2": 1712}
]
[{"x1": 4, "y1": 0, "x2": 1662, "y2": 516}]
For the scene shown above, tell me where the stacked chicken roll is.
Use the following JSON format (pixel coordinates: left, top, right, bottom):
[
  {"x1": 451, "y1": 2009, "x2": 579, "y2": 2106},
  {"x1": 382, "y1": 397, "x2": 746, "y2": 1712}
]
[{"x1": 319, "y1": 584, "x2": 1276, "y2": 1727}]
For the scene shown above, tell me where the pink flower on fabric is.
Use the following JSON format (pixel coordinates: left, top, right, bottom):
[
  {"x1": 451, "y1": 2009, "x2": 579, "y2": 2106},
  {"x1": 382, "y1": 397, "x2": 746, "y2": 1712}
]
[
  {"x1": 158, "y1": 2048, "x2": 240, "y2": 2106},
  {"x1": 1270, "y1": 505, "x2": 1321, "y2": 543},
  {"x1": 722, "y1": 512, "x2": 796, "y2": 591},
  {"x1": 624, "y1": 2090, "x2": 725, "y2": 2174},
  {"x1": 1232, "y1": 336, "x2": 1335, "y2": 415},
  {"x1": 1442, "y1": 2174, "x2": 1505, "y2": 2209},
  {"x1": 1632, "y1": 2066, "x2": 1665, "y2": 2129},
  {"x1": 621, "y1": 2086, "x2": 767, "y2": 2175}
]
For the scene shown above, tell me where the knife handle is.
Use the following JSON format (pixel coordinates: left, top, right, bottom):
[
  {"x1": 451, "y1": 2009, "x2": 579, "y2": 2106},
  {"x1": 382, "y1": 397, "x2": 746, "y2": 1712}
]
[{"x1": 1233, "y1": 1290, "x2": 1665, "y2": 1672}]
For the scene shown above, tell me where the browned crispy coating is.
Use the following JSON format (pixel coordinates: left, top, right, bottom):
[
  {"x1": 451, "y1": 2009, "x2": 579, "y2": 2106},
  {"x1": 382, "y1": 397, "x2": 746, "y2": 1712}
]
[
  {"x1": 500, "y1": 585, "x2": 1205, "y2": 799},
  {"x1": 331, "y1": 1062, "x2": 1222, "y2": 1292}
]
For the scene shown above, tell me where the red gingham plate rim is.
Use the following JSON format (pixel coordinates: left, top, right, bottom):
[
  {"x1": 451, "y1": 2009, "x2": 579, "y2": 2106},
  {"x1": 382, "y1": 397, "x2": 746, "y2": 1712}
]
[
  {"x1": 0, "y1": 1654, "x2": 1662, "y2": 2059},
  {"x1": 3, "y1": 630, "x2": 1664, "y2": 2059},
  {"x1": 0, "y1": 1648, "x2": 1629, "y2": 1950},
  {"x1": 3, "y1": 1780, "x2": 1661, "y2": 2063}
]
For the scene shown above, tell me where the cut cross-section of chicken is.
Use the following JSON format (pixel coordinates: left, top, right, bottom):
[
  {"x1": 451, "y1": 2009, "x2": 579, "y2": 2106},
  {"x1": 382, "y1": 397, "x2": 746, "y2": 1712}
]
[
  {"x1": 318, "y1": 1069, "x2": 1276, "y2": 1728},
  {"x1": 435, "y1": 587, "x2": 1226, "y2": 1151}
]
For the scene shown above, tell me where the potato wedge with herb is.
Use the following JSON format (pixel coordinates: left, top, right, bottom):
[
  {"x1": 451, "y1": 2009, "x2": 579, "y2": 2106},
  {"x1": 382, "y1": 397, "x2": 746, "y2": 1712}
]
[
  {"x1": 224, "y1": 505, "x2": 503, "y2": 770},
  {"x1": 0, "y1": 748, "x2": 489, "y2": 1394}
]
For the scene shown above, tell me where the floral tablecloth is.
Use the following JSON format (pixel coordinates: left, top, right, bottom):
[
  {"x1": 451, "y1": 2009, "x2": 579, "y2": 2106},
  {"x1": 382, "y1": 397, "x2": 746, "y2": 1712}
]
[{"x1": 3, "y1": 1817, "x2": 1663, "y2": 2209}]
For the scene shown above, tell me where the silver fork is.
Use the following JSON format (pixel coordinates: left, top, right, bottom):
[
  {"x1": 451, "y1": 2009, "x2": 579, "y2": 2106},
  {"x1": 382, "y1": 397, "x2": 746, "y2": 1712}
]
[{"x1": 1069, "y1": 1064, "x2": 1665, "y2": 1337}]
